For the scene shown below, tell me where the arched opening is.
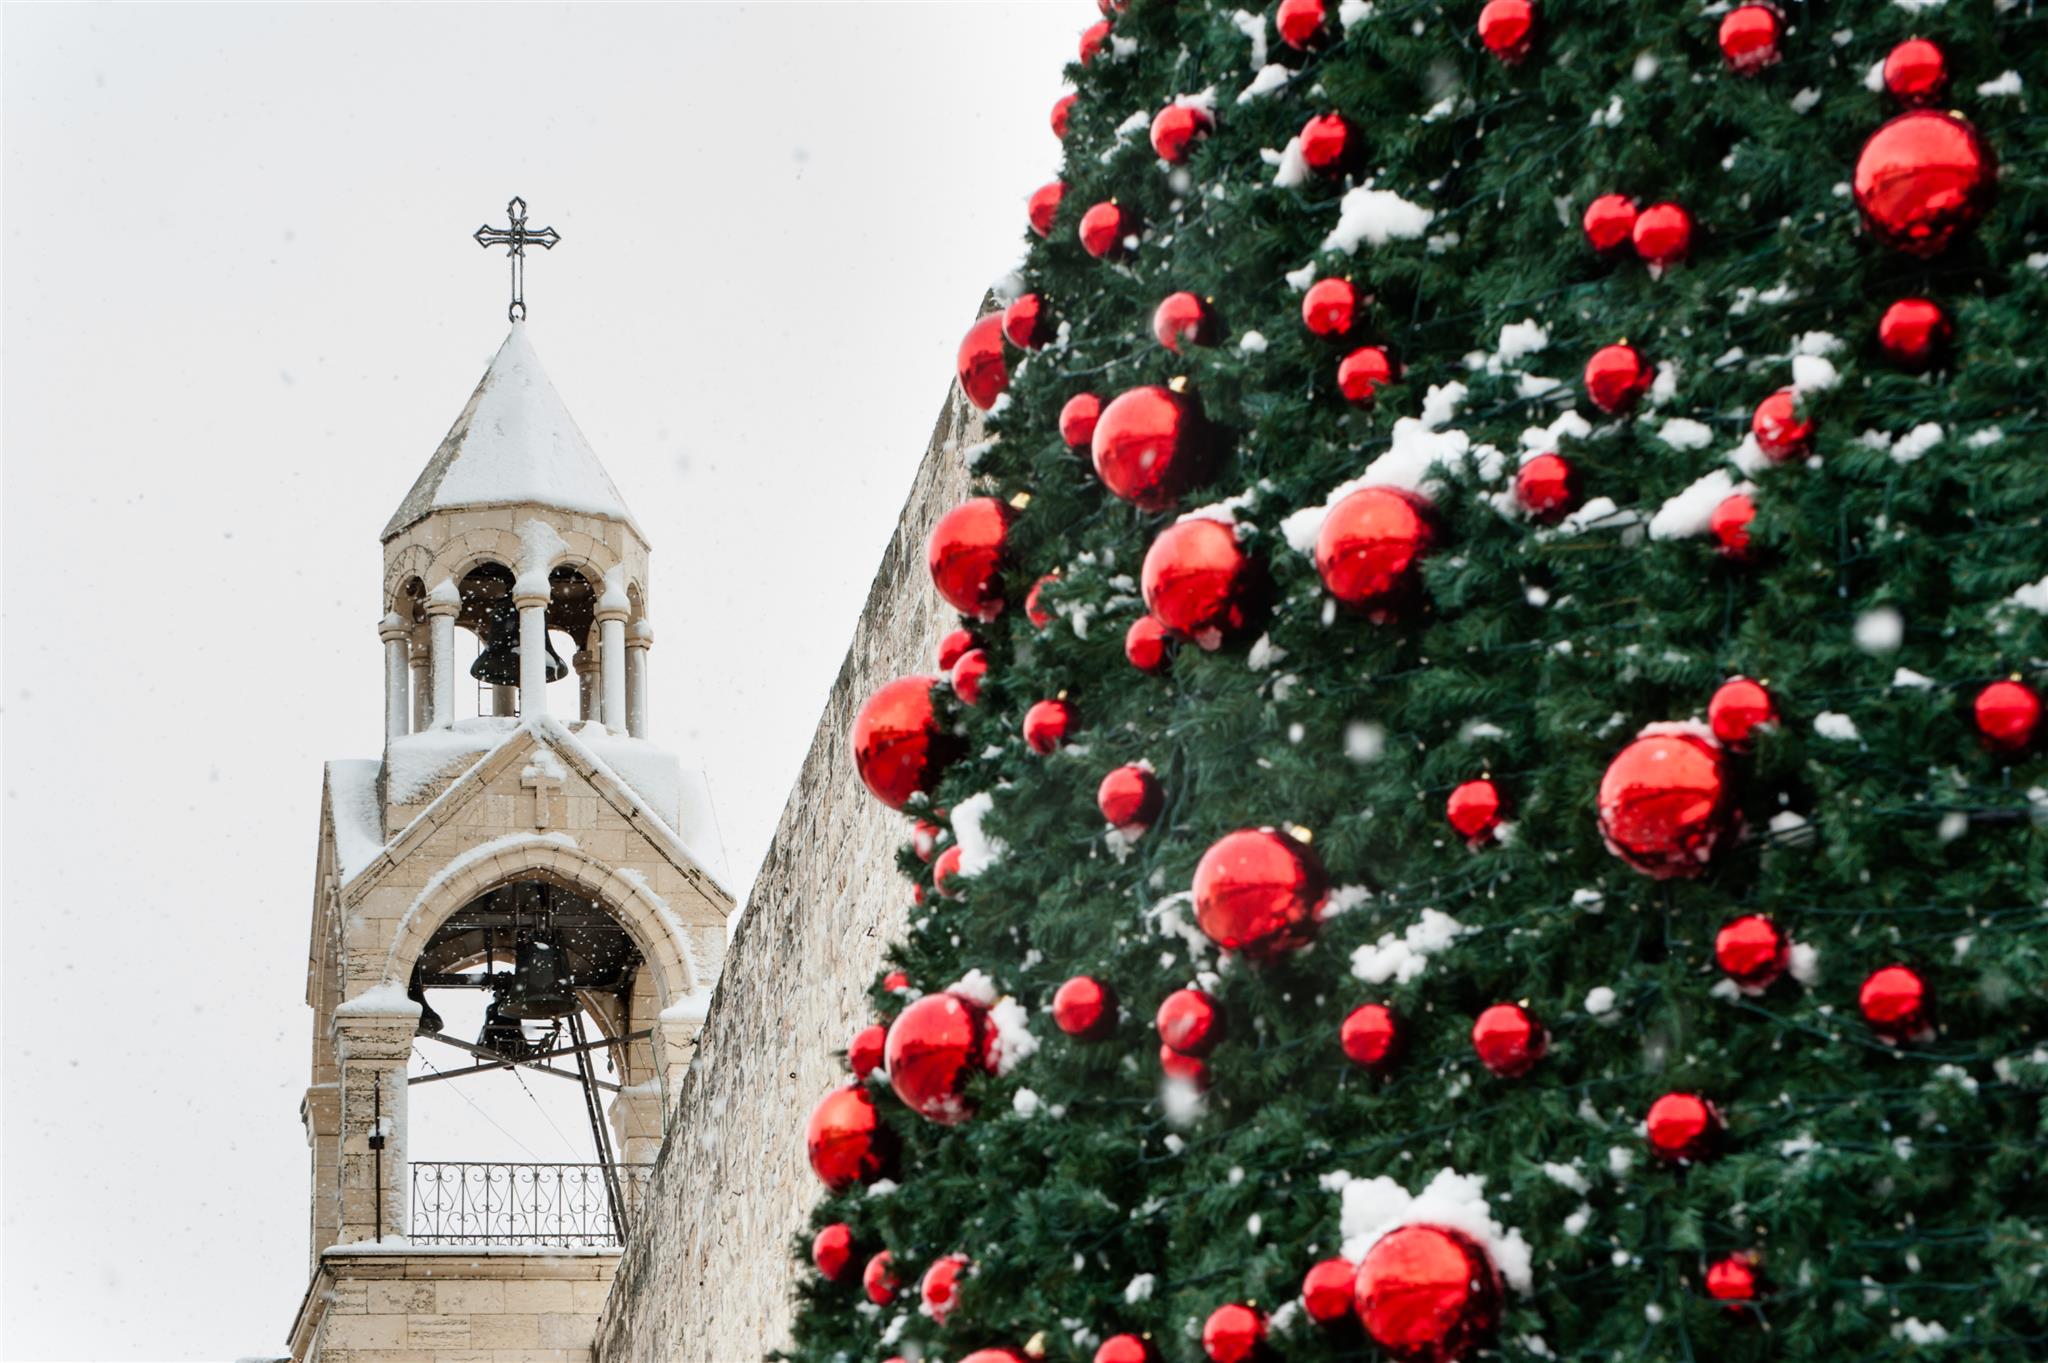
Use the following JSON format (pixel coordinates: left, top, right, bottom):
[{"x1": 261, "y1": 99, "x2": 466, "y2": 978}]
[{"x1": 443, "y1": 560, "x2": 591, "y2": 723}]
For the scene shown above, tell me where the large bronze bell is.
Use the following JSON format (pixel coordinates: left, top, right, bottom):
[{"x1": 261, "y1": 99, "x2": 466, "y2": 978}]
[
  {"x1": 496, "y1": 934, "x2": 579, "y2": 1020},
  {"x1": 469, "y1": 601, "x2": 568, "y2": 687}
]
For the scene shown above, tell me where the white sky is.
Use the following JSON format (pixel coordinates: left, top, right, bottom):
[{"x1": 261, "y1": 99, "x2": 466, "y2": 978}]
[{"x1": 0, "y1": 4, "x2": 1078, "y2": 1357}]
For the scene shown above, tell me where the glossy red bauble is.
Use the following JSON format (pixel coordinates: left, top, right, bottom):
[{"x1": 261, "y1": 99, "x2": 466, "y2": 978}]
[
  {"x1": 1301, "y1": 1257, "x2": 1357, "y2": 1324},
  {"x1": 806, "y1": 1084, "x2": 897, "y2": 1190},
  {"x1": 1059, "y1": 392, "x2": 1103, "y2": 449},
  {"x1": 1052, "y1": 975, "x2": 1118, "y2": 1040},
  {"x1": 1716, "y1": 914, "x2": 1789, "y2": 990},
  {"x1": 933, "y1": 843, "x2": 965, "y2": 899},
  {"x1": 1751, "y1": 388, "x2": 1813, "y2": 462},
  {"x1": 1202, "y1": 1303, "x2": 1266, "y2": 1363},
  {"x1": 885, "y1": 991, "x2": 994, "y2": 1124},
  {"x1": 920, "y1": 1254, "x2": 969, "y2": 1324},
  {"x1": 1299, "y1": 112, "x2": 1359, "y2": 176},
  {"x1": 1710, "y1": 493, "x2": 1757, "y2": 559},
  {"x1": 1646, "y1": 1092, "x2": 1722, "y2": 1162},
  {"x1": 1582, "y1": 194, "x2": 1638, "y2": 253},
  {"x1": 912, "y1": 819, "x2": 941, "y2": 861},
  {"x1": 863, "y1": 1250, "x2": 899, "y2": 1304},
  {"x1": 961, "y1": 1352, "x2": 1030, "y2": 1363},
  {"x1": 1002, "y1": 293, "x2": 1049, "y2": 350},
  {"x1": 1446, "y1": 778, "x2": 1505, "y2": 844},
  {"x1": 1973, "y1": 679, "x2": 2041, "y2": 753},
  {"x1": 1302, "y1": 277, "x2": 1360, "y2": 337},
  {"x1": 1584, "y1": 343, "x2": 1652, "y2": 415},
  {"x1": 1340, "y1": 1002, "x2": 1402, "y2": 1070},
  {"x1": 1353, "y1": 1224, "x2": 1504, "y2": 1363},
  {"x1": 1338, "y1": 346, "x2": 1396, "y2": 403},
  {"x1": 1025, "y1": 572, "x2": 1059, "y2": 629},
  {"x1": 1151, "y1": 103, "x2": 1212, "y2": 162},
  {"x1": 1142, "y1": 519, "x2": 1262, "y2": 649},
  {"x1": 1597, "y1": 730, "x2": 1735, "y2": 878},
  {"x1": 1883, "y1": 38, "x2": 1948, "y2": 106},
  {"x1": 936, "y1": 630, "x2": 978, "y2": 673},
  {"x1": 1859, "y1": 963, "x2": 1932, "y2": 1042},
  {"x1": 882, "y1": 969, "x2": 910, "y2": 992},
  {"x1": 1277, "y1": 0, "x2": 1328, "y2": 49},
  {"x1": 1079, "y1": 200, "x2": 1133, "y2": 259},
  {"x1": 1853, "y1": 111, "x2": 1995, "y2": 257},
  {"x1": 1705, "y1": 1253, "x2": 1762, "y2": 1310},
  {"x1": 1052, "y1": 93, "x2": 1077, "y2": 140},
  {"x1": 852, "y1": 675, "x2": 961, "y2": 810},
  {"x1": 813, "y1": 1222, "x2": 856, "y2": 1282},
  {"x1": 1093, "y1": 384, "x2": 1211, "y2": 510},
  {"x1": 1314, "y1": 486, "x2": 1437, "y2": 614},
  {"x1": 1192, "y1": 826, "x2": 1330, "y2": 957},
  {"x1": 1157, "y1": 987, "x2": 1224, "y2": 1056},
  {"x1": 1476, "y1": 0, "x2": 1535, "y2": 64},
  {"x1": 1079, "y1": 19, "x2": 1111, "y2": 64},
  {"x1": 1514, "y1": 452, "x2": 1581, "y2": 523},
  {"x1": 1877, "y1": 297, "x2": 1953, "y2": 369},
  {"x1": 848, "y1": 1023, "x2": 887, "y2": 1079},
  {"x1": 1717, "y1": 5, "x2": 1783, "y2": 74},
  {"x1": 1024, "y1": 698, "x2": 1077, "y2": 754},
  {"x1": 956, "y1": 314, "x2": 1010, "y2": 412},
  {"x1": 1125, "y1": 614, "x2": 1174, "y2": 672},
  {"x1": 1028, "y1": 180, "x2": 1065, "y2": 238},
  {"x1": 928, "y1": 498, "x2": 1014, "y2": 621},
  {"x1": 1098, "y1": 763, "x2": 1163, "y2": 831},
  {"x1": 1159, "y1": 1043, "x2": 1210, "y2": 1085},
  {"x1": 1094, "y1": 1335, "x2": 1156, "y2": 1363},
  {"x1": 950, "y1": 649, "x2": 989, "y2": 707},
  {"x1": 1632, "y1": 202, "x2": 1693, "y2": 268},
  {"x1": 1471, "y1": 1003, "x2": 1546, "y2": 1077},
  {"x1": 1708, "y1": 676, "x2": 1776, "y2": 746},
  {"x1": 1154, "y1": 291, "x2": 1218, "y2": 352}
]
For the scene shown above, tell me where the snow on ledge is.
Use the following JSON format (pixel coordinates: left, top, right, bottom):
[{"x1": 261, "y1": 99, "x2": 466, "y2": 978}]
[{"x1": 333, "y1": 981, "x2": 421, "y2": 1019}]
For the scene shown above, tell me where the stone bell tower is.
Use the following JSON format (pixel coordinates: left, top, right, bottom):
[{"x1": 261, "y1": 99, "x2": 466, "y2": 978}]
[{"x1": 288, "y1": 313, "x2": 733, "y2": 1361}]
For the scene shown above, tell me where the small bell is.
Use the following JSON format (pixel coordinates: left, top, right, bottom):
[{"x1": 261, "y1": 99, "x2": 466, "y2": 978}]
[
  {"x1": 469, "y1": 601, "x2": 568, "y2": 687},
  {"x1": 478, "y1": 993, "x2": 535, "y2": 1061},
  {"x1": 406, "y1": 968, "x2": 443, "y2": 1038}
]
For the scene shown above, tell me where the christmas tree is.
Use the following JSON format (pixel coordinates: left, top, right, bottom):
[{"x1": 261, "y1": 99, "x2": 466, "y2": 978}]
[{"x1": 796, "y1": 3, "x2": 2047, "y2": 1361}]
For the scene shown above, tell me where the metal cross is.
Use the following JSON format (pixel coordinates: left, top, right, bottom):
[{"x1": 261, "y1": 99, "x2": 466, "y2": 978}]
[{"x1": 473, "y1": 196, "x2": 561, "y2": 323}]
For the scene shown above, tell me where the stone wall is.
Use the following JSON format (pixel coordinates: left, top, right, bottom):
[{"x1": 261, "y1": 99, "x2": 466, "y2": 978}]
[
  {"x1": 593, "y1": 380, "x2": 981, "y2": 1362},
  {"x1": 290, "y1": 1249, "x2": 620, "y2": 1362}
]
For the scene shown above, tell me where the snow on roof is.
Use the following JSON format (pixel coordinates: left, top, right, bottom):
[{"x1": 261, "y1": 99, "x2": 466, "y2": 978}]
[
  {"x1": 382, "y1": 323, "x2": 643, "y2": 541},
  {"x1": 327, "y1": 759, "x2": 386, "y2": 883}
]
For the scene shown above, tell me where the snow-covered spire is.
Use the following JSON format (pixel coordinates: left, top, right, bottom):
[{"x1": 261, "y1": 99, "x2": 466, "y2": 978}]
[{"x1": 381, "y1": 323, "x2": 642, "y2": 541}]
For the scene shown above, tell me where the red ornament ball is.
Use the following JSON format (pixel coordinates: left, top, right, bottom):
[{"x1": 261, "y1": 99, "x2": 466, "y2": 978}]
[
  {"x1": 1299, "y1": 112, "x2": 1359, "y2": 176},
  {"x1": 1710, "y1": 492, "x2": 1757, "y2": 560},
  {"x1": 863, "y1": 1249, "x2": 899, "y2": 1305},
  {"x1": 933, "y1": 843, "x2": 965, "y2": 899},
  {"x1": 1646, "y1": 1092, "x2": 1723, "y2": 1163},
  {"x1": 1093, "y1": 383, "x2": 1211, "y2": 510},
  {"x1": 1597, "y1": 729, "x2": 1735, "y2": 878},
  {"x1": 852, "y1": 675, "x2": 961, "y2": 810},
  {"x1": 1154, "y1": 291, "x2": 1218, "y2": 352},
  {"x1": 806, "y1": 1085, "x2": 897, "y2": 1190},
  {"x1": 956, "y1": 314, "x2": 1010, "y2": 412},
  {"x1": 848, "y1": 1023, "x2": 887, "y2": 1079},
  {"x1": 1584, "y1": 342, "x2": 1652, "y2": 415},
  {"x1": 1151, "y1": 103, "x2": 1212, "y2": 163},
  {"x1": 1025, "y1": 572, "x2": 1059, "y2": 628},
  {"x1": 1002, "y1": 293, "x2": 1049, "y2": 350},
  {"x1": 1884, "y1": 38, "x2": 1948, "y2": 106},
  {"x1": 1142, "y1": 518, "x2": 1262, "y2": 650},
  {"x1": 1706, "y1": 1253, "x2": 1762, "y2": 1310},
  {"x1": 1157, "y1": 987, "x2": 1224, "y2": 1056},
  {"x1": 1338, "y1": 346, "x2": 1397, "y2": 403},
  {"x1": 1716, "y1": 914, "x2": 1789, "y2": 990},
  {"x1": 1446, "y1": 778, "x2": 1505, "y2": 845},
  {"x1": 1582, "y1": 194, "x2": 1638, "y2": 253},
  {"x1": 884, "y1": 991, "x2": 994, "y2": 1124},
  {"x1": 1632, "y1": 202, "x2": 1693, "y2": 268},
  {"x1": 920, "y1": 1254, "x2": 969, "y2": 1324},
  {"x1": 1202, "y1": 1303, "x2": 1266, "y2": 1363},
  {"x1": 1023, "y1": 697, "x2": 1077, "y2": 754},
  {"x1": 1974, "y1": 678, "x2": 2041, "y2": 753},
  {"x1": 882, "y1": 969, "x2": 911, "y2": 992},
  {"x1": 1476, "y1": 0, "x2": 1535, "y2": 64},
  {"x1": 912, "y1": 819, "x2": 942, "y2": 861},
  {"x1": 1472, "y1": 1003, "x2": 1546, "y2": 1077},
  {"x1": 1079, "y1": 200, "x2": 1133, "y2": 259},
  {"x1": 1277, "y1": 0, "x2": 1327, "y2": 49},
  {"x1": 1301, "y1": 1257, "x2": 1358, "y2": 1324},
  {"x1": 1314, "y1": 486, "x2": 1437, "y2": 614},
  {"x1": 1159, "y1": 1043, "x2": 1210, "y2": 1086},
  {"x1": 1094, "y1": 1335, "x2": 1156, "y2": 1363},
  {"x1": 1302, "y1": 277, "x2": 1360, "y2": 337},
  {"x1": 1192, "y1": 826, "x2": 1330, "y2": 957},
  {"x1": 1354, "y1": 1223, "x2": 1504, "y2": 1363},
  {"x1": 1877, "y1": 296, "x2": 1953, "y2": 369},
  {"x1": 1514, "y1": 452, "x2": 1581, "y2": 523},
  {"x1": 1708, "y1": 676, "x2": 1777, "y2": 746},
  {"x1": 1717, "y1": 5, "x2": 1783, "y2": 75},
  {"x1": 928, "y1": 498, "x2": 1014, "y2": 621},
  {"x1": 1052, "y1": 975, "x2": 1118, "y2": 1040},
  {"x1": 1751, "y1": 388, "x2": 1813, "y2": 462},
  {"x1": 1853, "y1": 111, "x2": 1995, "y2": 258},
  {"x1": 1028, "y1": 180, "x2": 1065, "y2": 238},
  {"x1": 1059, "y1": 392, "x2": 1103, "y2": 448},
  {"x1": 1079, "y1": 19, "x2": 1111, "y2": 65},
  {"x1": 936, "y1": 630, "x2": 979, "y2": 673},
  {"x1": 1340, "y1": 1002, "x2": 1402, "y2": 1070},
  {"x1": 1125, "y1": 614, "x2": 1174, "y2": 673},
  {"x1": 1098, "y1": 763, "x2": 1164, "y2": 831},
  {"x1": 961, "y1": 1352, "x2": 1029, "y2": 1363},
  {"x1": 813, "y1": 1222, "x2": 856, "y2": 1282},
  {"x1": 1860, "y1": 964, "x2": 1932, "y2": 1042},
  {"x1": 950, "y1": 649, "x2": 989, "y2": 707},
  {"x1": 1051, "y1": 93, "x2": 1077, "y2": 140}
]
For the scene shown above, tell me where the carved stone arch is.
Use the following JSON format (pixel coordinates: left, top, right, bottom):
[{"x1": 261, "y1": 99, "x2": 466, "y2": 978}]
[
  {"x1": 426, "y1": 529, "x2": 526, "y2": 594},
  {"x1": 383, "y1": 543, "x2": 435, "y2": 617}
]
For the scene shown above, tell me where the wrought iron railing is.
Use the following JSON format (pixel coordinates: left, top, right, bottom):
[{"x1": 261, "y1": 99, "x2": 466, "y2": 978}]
[{"x1": 409, "y1": 1161, "x2": 653, "y2": 1247}]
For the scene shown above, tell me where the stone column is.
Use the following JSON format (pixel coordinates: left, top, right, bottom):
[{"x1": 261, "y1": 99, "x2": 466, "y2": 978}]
[
  {"x1": 517, "y1": 594, "x2": 550, "y2": 718},
  {"x1": 625, "y1": 620, "x2": 652, "y2": 738},
  {"x1": 574, "y1": 648, "x2": 599, "y2": 722},
  {"x1": 380, "y1": 614, "x2": 411, "y2": 742},
  {"x1": 598, "y1": 609, "x2": 628, "y2": 733},
  {"x1": 301, "y1": 1083, "x2": 343, "y2": 1268},
  {"x1": 409, "y1": 635, "x2": 432, "y2": 731},
  {"x1": 425, "y1": 591, "x2": 459, "y2": 730},
  {"x1": 332, "y1": 1005, "x2": 418, "y2": 1246}
]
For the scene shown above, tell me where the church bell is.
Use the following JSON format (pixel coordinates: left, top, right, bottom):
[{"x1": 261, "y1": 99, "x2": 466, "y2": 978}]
[
  {"x1": 406, "y1": 969, "x2": 444, "y2": 1038},
  {"x1": 469, "y1": 600, "x2": 569, "y2": 687},
  {"x1": 495, "y1": 933, "x2": 580, "y2": 1020},
  {"x1": 477, "y1": 993, "x2": 535, "y2": 1061}
]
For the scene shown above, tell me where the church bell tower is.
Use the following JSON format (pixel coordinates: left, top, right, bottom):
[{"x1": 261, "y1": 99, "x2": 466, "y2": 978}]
[{"x1": 288, "y1": 205, "x2": 732, "y2": 1360}]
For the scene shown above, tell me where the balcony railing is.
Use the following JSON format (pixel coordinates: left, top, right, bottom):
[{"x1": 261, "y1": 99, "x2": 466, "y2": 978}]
[{"x1": 409, "y1": 1161, "x2": 653, "y2": 1248}]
